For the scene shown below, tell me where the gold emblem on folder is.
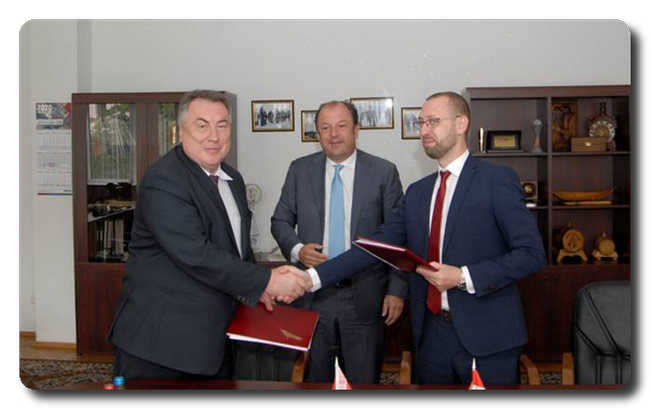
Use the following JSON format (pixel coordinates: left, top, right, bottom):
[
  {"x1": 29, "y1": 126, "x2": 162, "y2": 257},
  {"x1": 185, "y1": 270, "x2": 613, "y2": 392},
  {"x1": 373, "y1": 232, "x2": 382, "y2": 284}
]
[{"x1": 280, "y1": 329, "x2": 303, "y2": 341}]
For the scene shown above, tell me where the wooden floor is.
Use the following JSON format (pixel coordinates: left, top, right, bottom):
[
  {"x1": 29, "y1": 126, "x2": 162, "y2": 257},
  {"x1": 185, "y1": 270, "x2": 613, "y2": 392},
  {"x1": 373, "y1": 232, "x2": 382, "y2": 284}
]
[{"x1": 20, "y1": 332, "x2": 114, "y2": 363}]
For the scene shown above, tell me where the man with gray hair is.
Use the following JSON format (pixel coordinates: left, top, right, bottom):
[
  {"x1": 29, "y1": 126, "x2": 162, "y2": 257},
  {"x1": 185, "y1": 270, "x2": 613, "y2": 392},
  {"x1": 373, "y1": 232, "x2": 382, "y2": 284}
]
[{"x1": 109, "y1": 90, "x2": 310, "y2": 380}]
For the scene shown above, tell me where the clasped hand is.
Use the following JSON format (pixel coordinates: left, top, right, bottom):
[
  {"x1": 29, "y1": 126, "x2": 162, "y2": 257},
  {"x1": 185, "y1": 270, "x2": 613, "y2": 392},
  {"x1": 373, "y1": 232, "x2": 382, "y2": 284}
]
[
  {"x1": 415, "y1": 261, "x2": 462, "y2": 292},
  {"x1": 260, "y1": 265, "x2": 312, "y2": 311}
]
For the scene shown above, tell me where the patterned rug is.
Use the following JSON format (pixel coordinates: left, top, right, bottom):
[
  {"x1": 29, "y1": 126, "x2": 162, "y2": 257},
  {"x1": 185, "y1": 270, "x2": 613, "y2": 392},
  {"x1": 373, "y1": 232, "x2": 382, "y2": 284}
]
[
  {"x1": 20, "y1": 359, "x2": 560, "y2": 389},
  {"x1": 20, "y1": 359, "x2": 113, "y2": 390}
]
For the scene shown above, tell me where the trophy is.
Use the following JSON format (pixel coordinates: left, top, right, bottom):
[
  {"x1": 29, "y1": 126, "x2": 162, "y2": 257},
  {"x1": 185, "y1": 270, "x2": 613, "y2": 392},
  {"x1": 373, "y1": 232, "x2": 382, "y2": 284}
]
[
  {"x1": 531, "y1": 119, "x2": 544, "y2": 153},
  {"x1": 478, "y1": 127, "x2": 486, "y2": 153}
]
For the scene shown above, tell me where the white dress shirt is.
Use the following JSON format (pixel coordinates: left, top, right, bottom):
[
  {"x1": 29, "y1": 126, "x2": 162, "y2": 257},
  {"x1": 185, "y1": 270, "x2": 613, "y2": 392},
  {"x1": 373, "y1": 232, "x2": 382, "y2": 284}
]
[
  {"x1": 290, "y1": 150, "x2": 357, "y2": 262},
  {"x1": 202, "y1": 165, "x2": 243, "y2": 259},
  {"x1": 429, "y1": 150, "x2": 476, "y2": 311}
]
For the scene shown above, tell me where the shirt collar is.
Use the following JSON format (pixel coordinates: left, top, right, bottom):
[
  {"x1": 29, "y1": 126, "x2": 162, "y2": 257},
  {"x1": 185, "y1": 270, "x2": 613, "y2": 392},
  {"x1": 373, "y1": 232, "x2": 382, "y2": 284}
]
[
  {"x1": 201, "y1": 165, "x2": 233, "y2": 181},
  {"x1": 325, "y1": 149, "x2": 357, "y2": 170},
  {"x1": 438, "y1": 149, "x2": 469, "y2": 178}
]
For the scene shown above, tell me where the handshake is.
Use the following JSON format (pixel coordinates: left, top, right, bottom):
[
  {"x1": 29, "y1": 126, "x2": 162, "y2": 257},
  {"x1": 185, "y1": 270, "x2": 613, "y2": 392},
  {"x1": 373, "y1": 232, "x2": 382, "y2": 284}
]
[{"x1": 260, "y1": 265, "x2": 313, "y2": 311}]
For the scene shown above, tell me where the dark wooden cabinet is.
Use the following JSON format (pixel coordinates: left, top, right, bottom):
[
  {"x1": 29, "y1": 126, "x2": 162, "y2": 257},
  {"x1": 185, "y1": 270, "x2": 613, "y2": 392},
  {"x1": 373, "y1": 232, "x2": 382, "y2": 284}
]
[
  {"x1": 466, "y1": 85, "x2": 630, "y2": 266},
  {"x1": 518, "y1": 264, "x2": 630, "y2": 362},
  {"x1": 71, "y1": 91, "x2": 237, "y2": 356},
  {"x1": 466, "y1": 85, "x2": 631, "y2": 362}
]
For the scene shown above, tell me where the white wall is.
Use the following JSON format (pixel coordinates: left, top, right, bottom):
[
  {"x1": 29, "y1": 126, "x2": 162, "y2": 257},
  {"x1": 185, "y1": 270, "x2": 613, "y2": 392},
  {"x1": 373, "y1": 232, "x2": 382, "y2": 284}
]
[
  {"x1": 19, "y1": 20, "x2": 630, "y2": 341},
  {"x1": 20, "y1": 21, "x2": 78, "y2": 342}
]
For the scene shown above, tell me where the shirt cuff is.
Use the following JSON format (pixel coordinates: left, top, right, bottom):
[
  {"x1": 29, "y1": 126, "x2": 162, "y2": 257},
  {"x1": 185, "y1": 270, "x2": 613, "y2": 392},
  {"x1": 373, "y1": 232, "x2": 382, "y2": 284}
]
[
  {"x1": 290, "y1": 243, "x2": 304, "y2": 264},
  {"x1": 461, "y1": 266, "x2": 475, "y2": 294},
  {"x1": 306, "y1": 267, "x2": 322, "y2": 292}
]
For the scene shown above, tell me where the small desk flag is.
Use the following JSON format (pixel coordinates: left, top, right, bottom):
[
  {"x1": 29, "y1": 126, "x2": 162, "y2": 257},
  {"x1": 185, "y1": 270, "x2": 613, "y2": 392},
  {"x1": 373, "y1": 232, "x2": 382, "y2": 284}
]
[
  {"x1": 332, "y1": 357, "x2": 352, "y2": 390},
  {"x1": 469, "y1": 358, "x2": 486, "y2": 390}
]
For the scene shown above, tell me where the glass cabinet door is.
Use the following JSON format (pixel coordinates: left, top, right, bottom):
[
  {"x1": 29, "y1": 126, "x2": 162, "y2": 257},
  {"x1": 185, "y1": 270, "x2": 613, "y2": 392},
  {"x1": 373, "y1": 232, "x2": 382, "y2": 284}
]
[
  {"x1": 159, "y1": 103, "x2": 179, "y2": 156},
  {"x1": 86, "y1": 103, "x2": 136, "y2": 262}
]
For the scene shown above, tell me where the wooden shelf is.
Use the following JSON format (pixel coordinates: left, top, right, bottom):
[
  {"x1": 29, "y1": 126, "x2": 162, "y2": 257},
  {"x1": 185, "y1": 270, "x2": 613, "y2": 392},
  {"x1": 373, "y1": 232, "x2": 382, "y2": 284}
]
[
  {"x1": 551, "y1": 204, "x2": 630, "y2": 210},
  {"x1": 551, "y1": 151, "x2": 630, "y2": 157},
  {"x1": 473, "y1": 152, "x2": 548, "y2": 158},
  {"x1": 545, "y1": 262, "x2": 630, "y2": 270},
  {"x1": 474, "y1": 151, "x2": 630, "y2": 158},
  {"x1": 467, "y1": 84, "x2": 631, "y2": 270}
]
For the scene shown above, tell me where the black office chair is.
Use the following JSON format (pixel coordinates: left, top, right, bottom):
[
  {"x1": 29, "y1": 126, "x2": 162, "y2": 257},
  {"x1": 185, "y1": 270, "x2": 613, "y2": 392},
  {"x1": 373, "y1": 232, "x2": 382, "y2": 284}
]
[{"x1": 564, "y1": 280, "x2": 631, "y2": 385}]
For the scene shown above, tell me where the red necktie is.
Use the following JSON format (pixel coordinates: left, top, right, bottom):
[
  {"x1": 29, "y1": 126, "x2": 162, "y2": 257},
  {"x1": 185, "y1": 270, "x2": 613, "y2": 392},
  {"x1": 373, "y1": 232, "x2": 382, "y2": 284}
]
[{"x1": 426, "y1": 170, "x2": 450, "y2": 315}]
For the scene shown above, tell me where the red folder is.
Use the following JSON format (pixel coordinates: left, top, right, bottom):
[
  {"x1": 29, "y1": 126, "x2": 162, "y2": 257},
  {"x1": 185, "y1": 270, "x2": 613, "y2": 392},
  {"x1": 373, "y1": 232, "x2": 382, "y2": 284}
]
[
  {"x1": 226, "y1": 303, "x2": 319, "y2": 351},
  {"x1": 352, "y1": 235, "x2": 430, "y2": 272}
]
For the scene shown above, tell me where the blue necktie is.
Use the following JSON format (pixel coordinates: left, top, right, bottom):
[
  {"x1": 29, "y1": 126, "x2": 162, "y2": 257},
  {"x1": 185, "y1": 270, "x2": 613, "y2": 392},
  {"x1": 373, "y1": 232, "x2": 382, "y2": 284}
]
[{"x1": 328, "y1": 164, "x2": 345, "y2": 258}]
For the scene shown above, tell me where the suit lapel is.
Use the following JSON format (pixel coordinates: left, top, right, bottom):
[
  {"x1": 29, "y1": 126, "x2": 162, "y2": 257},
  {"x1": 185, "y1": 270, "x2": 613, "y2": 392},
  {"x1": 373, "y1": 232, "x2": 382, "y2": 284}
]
[
  {"x1": 311, "y1": 153, "x2": 326, "y2": 238},
  {"x1": 176, "y1": 146, "x2": 240, "y2": 256},
  {"x1": 419, "y1": 173, "x2": 437, "y2": 259},
  {"x1": 350, "y1": 150, "x2": 369, "y2": 240},
  {"x1": 442, "y1": 155, "x2": 477, "y2": 257},
  {"x1": 206, "y1": 178, "x2": 241, "y2": 258},
  {"x1": 228, "y1": 174, "x2": 249, "y2": 259}
]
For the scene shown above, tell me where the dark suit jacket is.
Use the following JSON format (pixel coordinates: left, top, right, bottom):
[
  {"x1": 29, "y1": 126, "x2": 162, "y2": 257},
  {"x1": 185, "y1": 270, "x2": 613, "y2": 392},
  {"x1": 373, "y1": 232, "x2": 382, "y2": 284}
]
[
  {"x1": 314, "y1": 155, "x2": 546, "y2": 358},
  {"x1": 271, "y1": 150, "x2": 408, "y2": 321},
  {"x1": 108, "y1": 145, "x2": 270, "y2": 375}
]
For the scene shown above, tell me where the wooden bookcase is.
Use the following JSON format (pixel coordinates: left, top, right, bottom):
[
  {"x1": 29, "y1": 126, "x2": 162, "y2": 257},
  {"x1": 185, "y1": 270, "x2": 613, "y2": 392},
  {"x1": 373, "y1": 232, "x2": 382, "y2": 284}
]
[
  {"x1": 466, "y1": 85, "x2": 631, "y2": 362},
  {"x1": 71, "y1": 91, "x2": 237, "y2": 356}
]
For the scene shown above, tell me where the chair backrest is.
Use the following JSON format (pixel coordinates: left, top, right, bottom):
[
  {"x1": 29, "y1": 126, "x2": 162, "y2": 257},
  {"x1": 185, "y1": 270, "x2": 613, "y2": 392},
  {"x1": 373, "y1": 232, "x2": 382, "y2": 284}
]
[{"x1": 573, "y1": 280, "x2": 631, "y2": 384}]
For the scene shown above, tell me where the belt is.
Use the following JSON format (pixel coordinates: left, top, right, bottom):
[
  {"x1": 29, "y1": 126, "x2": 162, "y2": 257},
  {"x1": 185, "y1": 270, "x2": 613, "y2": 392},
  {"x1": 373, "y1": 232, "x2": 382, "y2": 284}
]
[
  {"x1": 439, "y1": 310, "x2": 452, "y2": 321},
  {"x1": 335, "y1": 279, "x2": 352, "y2": 288}
]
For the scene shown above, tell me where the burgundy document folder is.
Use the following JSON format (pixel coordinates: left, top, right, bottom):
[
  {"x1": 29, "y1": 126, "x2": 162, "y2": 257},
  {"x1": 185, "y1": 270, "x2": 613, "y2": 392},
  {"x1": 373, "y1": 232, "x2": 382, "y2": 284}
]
[
  {"x1": 352, "y1": 236, "x2": 430, "y2": 272},
  {"x1": 227, "y1": 303, "x2": 319, "y2": 351}
]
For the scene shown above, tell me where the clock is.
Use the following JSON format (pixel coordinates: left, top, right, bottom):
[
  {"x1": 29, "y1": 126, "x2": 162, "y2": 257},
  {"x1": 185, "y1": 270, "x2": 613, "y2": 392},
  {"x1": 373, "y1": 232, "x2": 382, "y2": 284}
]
[
  {"x1": 588, "y1": 102, "x2": 617, "y2": 141},
  {"x1": 520, "y1": 180, "x2": 538, "y2": 202}
]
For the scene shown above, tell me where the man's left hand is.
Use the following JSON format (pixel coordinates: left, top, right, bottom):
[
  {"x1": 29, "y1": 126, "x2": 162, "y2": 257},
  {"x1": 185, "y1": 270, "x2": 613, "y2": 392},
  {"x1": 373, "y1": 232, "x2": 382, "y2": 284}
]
[
  {"x1": 382, "y1": 295, "x2": 404, "y2": 326},
  {"x1": 416, "y1": 262, "x2": 462, "y2": 292}
]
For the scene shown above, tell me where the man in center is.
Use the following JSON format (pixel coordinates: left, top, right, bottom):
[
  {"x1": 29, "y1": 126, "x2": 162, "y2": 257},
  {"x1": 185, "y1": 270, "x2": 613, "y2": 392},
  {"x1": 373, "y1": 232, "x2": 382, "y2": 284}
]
[{"x1": 271, "y1": 100, "x2": 407, "y2": 383}]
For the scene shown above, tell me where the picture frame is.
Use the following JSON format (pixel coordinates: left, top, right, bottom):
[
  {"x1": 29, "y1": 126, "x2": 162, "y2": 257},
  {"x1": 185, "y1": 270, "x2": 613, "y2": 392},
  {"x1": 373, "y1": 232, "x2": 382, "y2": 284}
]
[
  {"x1": 401, "y1": 107, "x2": 421, "y2": 139},
  {"x1": 301, "y1": 110, "x2": 318, "y2": 142},
  {"x1": 487, "y1": 130, "x2": 522, "y2": 152},
  {"x1": 349, "y1": 97, "x2": 394, "y2": 130},
  {"x1": 251, "y1": 100, "x2": 294, "y2": 132},
  {"x1": 551, "y1": 100, "x2": 578, "y2": 152}
]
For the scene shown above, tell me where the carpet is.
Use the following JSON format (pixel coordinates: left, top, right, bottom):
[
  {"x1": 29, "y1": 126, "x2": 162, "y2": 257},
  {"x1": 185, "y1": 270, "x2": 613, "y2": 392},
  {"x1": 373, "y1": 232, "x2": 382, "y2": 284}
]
[
  {"x1": 20, "y1": 359, "x2": 113, "y2": 390},
  {"x1": 20, "y1": 359, "x2": 561, "y2": 389}
]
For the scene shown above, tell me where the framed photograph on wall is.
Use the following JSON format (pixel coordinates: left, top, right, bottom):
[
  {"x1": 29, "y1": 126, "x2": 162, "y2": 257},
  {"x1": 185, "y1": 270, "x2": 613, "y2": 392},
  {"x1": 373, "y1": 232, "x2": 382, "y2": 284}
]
[
  {"x1": 251, "y1": 100, "x2": 295, "y2": 132},
  {"x1": 401, "y1": 107, "x2": 421, "y2": 139},
  {"x1": 349, "y1": 97, "x2": 394, "y2": 130},
  {"x1": 301, "y1": 110, "x2": 318, "y2": 142}
]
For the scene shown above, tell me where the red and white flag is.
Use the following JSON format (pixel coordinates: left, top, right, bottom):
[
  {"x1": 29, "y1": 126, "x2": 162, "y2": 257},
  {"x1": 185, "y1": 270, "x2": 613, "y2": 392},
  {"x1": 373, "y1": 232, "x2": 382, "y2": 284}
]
[
  {"x1": 332, "y1": 357, "x2": 352, "y2": 390},
  {"x1": 469, "y1": 358, "x2": 486, "y2": 390}
]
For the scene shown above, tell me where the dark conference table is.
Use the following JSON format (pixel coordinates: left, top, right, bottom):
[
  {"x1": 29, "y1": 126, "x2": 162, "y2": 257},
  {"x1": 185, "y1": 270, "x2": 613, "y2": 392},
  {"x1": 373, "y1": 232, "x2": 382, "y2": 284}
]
[{"x1": 58, "y1": 379, "x2": 626, "y2": 391}]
